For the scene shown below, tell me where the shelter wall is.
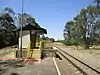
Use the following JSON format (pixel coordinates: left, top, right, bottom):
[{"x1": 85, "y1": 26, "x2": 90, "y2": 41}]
[{"x1": 19, "y1": 31, "x2": 30, "y2": 49}]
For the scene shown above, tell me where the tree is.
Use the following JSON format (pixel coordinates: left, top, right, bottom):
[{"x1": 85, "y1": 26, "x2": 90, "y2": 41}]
[
  {"x1": 0, "y1": 7, "x2": 17, "y2": 48},
  {"x1": 63, "y1": 3, "x2": 100, "y2": 49},
  {"x1": 94, "y1": 0, "x2": 100, "y2": 8},
  {"x1": 4, "y1": 7, "x2": 15, "y2": 18},
  {"x1": 63, "y1": 21, "x2": 75, "y2": 39},
  {"x1": 17, "y1": 13, "x2": 34, "y2": 27},
  {"x1": 50, "y1": 38, "x2": 55, "y2": 42}
]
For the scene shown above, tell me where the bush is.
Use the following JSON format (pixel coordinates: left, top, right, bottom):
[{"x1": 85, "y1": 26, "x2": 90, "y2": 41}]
[
  {"x1": 61, "y1": 39, "x2": 82, "y2": 46},
  {"x1": 61, "y1": 40, "x2": 72, "y2": 46}
]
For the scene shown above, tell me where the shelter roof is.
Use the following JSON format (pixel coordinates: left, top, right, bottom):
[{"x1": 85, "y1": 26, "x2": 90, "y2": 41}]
[{"x1": 15, "y1": 23, "x2": 47, "y2": 34}]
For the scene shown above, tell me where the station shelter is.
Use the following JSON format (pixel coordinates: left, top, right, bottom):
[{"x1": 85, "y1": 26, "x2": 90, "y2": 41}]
[{"x1": 16, "y1": 23, "x2": 47, "y2": 61}]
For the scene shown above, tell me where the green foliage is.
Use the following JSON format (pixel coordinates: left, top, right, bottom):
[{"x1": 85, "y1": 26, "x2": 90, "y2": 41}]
[
  {"x1": 63, "y1": 1, "x2": 100, "y2": 49},
  {"x1": 17, "y1": 13, "x2": 35, "y2": 27},
  {"x1": 50, "y1": 38, "x2": 55, "y2": 42},
  {"x1": 94, "y1": 0, "x2": 100, "y2": 8},
  {"x1": 61, "y1": 39, "x2": 82, "y2": 46},
  {"x1": 0, "y1": 7, "x2": 17, "y2": 48},
  {"x1": 61, "y1": 40, "x2": 71, "y2": 46},
  {"x1": 0, "y1": 7, "x2": 46, "y2": 48}
]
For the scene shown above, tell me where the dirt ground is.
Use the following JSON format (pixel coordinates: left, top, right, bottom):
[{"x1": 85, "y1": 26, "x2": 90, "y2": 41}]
[
  {"x1": 54, "y1": 42, "x2": 100, "y2": 58},
  {"x1": 70, "y1": 45, "x2": 100, "y2": 58}
]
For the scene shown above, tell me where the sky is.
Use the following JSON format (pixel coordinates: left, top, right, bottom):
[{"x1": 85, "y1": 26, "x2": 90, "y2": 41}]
[{"x1": 0, "y1": 0, "x2": 93, "y2": 40}]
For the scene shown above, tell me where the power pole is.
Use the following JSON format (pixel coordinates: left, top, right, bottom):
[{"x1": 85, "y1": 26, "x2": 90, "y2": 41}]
[{"x1": 20, "y1": 0, "x2": 24, "y2": 58}]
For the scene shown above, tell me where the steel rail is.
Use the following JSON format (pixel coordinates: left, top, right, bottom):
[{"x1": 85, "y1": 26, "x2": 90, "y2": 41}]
[{"x1": 55, "y1": 46, "x2": 100, "y2": 75}]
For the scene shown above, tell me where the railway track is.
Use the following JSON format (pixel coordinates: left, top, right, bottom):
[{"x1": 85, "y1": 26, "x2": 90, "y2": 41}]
[{"x1": 55, "y1": 46, "x2": 100, "y2": 75}]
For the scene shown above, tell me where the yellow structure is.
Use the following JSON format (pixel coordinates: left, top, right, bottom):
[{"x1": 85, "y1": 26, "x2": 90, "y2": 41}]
[{"x1": 26, "y1": 40, "x2": 44, "y2": 60}]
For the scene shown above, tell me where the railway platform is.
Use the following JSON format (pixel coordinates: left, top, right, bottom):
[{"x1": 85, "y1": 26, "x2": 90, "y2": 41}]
[{"x1": 0, "y1": 57, "x2": 58, "y2": 75}]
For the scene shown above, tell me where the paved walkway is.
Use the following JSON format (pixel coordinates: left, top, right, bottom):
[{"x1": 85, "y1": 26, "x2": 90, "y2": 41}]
[
  {"x1": 1, "y1": 57, "x2": 58, "y2": 75},
  {"x1": 40, "y1": 57, "x2": 58, "y2": 75}
]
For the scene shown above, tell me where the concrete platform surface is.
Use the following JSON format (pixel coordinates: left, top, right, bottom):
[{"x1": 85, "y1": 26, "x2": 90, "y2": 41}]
[{"x1": 0, "y1": 57, "x2": 58, "y2": 75}]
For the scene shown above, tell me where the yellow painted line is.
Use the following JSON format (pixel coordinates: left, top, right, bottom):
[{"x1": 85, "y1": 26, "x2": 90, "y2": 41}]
[{"x1": 53, "y1": 57, "x2": 61, "y2": 75}]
